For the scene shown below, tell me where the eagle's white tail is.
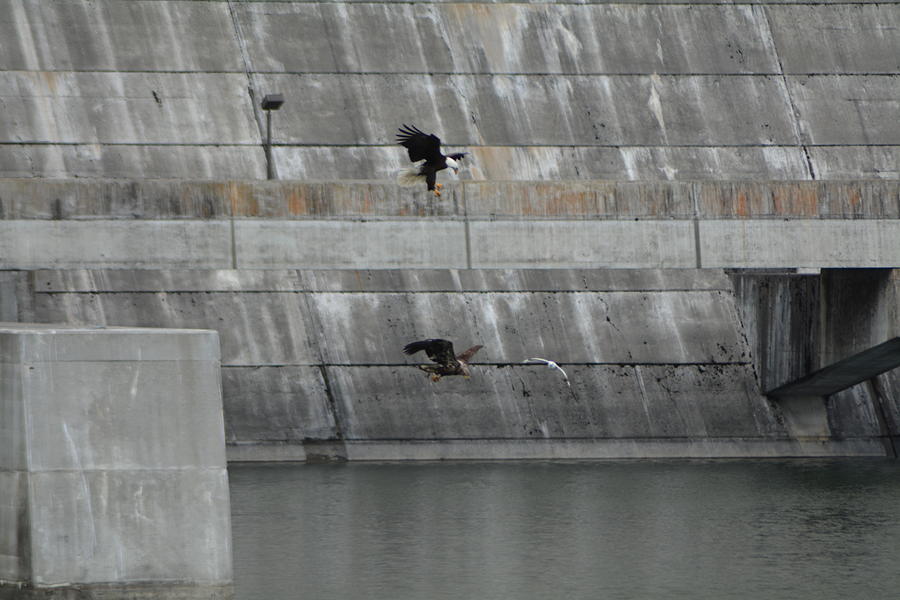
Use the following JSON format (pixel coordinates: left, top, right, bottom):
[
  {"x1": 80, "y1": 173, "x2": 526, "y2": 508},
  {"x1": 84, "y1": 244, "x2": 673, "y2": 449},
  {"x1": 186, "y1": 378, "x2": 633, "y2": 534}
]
[{"x1": 397, "y1": 163, "x2": 425, "y2": 186}]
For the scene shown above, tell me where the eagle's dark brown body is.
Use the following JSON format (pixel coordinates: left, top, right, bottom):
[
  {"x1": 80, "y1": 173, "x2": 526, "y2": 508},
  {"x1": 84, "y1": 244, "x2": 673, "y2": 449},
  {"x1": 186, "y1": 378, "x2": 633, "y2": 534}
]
[{"x1": 403, "y1": 338, "x2": 483, "y2": 381}]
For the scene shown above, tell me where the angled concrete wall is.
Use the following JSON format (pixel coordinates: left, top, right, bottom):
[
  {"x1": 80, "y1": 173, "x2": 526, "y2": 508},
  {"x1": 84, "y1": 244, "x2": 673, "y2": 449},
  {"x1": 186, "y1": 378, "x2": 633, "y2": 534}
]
[
  {"x1": 0, "y1": 324, "x2": 232, "y2": 598},
  {"x1": 0, "y1": 0, "x2": 897, "y2": 180},
  {"x1": 733, "y1": 269, "x2": 900, "y2": 452},
  {"x1": 10, "y1": 268, "x2": 892, "y2": 460}
]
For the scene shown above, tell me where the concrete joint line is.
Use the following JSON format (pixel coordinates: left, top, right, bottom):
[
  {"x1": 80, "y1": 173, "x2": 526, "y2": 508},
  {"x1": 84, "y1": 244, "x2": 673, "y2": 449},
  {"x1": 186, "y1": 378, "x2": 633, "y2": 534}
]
[
  {"x1": 463, "y1": 183, "x2": 473, "y2": 270},
  {"x1": 693, "y1": 218, "x2": 702, "y2": 269}
]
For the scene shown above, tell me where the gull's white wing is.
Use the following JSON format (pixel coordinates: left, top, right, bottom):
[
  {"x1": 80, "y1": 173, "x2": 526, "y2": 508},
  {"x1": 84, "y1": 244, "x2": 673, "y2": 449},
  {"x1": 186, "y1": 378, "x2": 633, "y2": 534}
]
[{"x1": 523, "y1": 358, "x2": 570, "y2": 386}]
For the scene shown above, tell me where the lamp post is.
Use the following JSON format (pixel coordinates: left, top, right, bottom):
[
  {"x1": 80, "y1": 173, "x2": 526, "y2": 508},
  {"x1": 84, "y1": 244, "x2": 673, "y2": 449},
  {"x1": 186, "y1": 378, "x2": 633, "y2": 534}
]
[{"x1": 261, "y1": 93, "x2": 284, "y2": 180}]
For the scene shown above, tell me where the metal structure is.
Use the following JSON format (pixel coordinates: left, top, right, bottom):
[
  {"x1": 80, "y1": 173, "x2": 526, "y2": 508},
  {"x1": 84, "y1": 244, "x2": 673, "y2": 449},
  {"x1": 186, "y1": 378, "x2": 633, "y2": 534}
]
[{"x1": 261, "y1": 93, "x2": 284, "y2": 180}]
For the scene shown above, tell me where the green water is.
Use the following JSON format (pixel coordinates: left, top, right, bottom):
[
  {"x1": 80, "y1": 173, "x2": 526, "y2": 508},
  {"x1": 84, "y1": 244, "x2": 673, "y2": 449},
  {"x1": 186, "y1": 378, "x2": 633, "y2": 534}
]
[{"x1": 230, "y1": 459, "x2": 900, "y2": 599}]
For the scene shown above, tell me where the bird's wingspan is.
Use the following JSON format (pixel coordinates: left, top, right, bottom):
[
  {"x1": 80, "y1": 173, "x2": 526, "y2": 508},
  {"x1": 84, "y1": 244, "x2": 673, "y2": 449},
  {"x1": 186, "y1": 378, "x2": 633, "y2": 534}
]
[
  {"x1": 523, "y1": 357, "x2": 570, "y2": 385},
  {"x1": 456, "y1": 344, "x2": 483, "y2": 363},
  {"x1": 396, "y1": 124, "x2": 443, "y2": 163},
  {"x1": 403, "y1": 338, "x2": 457, "y2": 367},
  {"x1": 524, "y1": 358, "x2": 550, "y2": 365}
]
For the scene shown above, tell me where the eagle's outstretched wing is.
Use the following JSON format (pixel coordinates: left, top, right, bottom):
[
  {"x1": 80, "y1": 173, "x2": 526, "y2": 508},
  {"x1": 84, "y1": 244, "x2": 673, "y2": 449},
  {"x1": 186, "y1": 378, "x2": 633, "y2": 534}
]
[
  {"x1": 456, "y1": 345, "x2": 483, "y2": 362},
  {"x1": 396, "y1": 124, "x2": 443, "y2": 163},
  {"x1": 403, "y1": 338, "x2": 457, "y2": 367}
]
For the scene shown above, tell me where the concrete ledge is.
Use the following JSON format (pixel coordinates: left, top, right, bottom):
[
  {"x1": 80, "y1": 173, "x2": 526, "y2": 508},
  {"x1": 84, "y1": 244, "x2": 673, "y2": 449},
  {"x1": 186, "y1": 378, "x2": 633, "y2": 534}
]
[
  {"x1": 0, "y1": 582, "x2": 233, "y2": 600},
  {"x1": 2, "y1": 179, "x2": 897, "y2": 220},
  {"x1": 226, "y1": 437, "x2": 889, "y2": 463}
]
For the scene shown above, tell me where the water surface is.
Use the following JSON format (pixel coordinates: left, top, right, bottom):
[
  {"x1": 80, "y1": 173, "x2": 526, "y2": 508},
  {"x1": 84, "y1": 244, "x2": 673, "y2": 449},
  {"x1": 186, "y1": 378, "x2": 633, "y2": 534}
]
[{"x1": 230, "y1": 460, "x2": 900, "y2": 599}]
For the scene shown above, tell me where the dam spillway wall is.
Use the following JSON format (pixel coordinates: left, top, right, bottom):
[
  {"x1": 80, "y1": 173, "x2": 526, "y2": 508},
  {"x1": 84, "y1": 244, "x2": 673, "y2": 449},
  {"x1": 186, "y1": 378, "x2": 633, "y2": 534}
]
[
  {"x1": 2, "y1": 179, "x2": 898, "y2": 459},
  {"x1": 1, "y1": 0, "x2": 899, "y2": 182},
  {"x1": 10, "y1": 266, "x2": 900, "y2": 460}
]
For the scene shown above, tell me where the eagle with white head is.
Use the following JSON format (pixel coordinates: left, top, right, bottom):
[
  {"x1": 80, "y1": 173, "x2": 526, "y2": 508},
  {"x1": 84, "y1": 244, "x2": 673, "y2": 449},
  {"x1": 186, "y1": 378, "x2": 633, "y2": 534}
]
[{"x1": 396, "y1": 124, "x2": 467, "y2": 197}]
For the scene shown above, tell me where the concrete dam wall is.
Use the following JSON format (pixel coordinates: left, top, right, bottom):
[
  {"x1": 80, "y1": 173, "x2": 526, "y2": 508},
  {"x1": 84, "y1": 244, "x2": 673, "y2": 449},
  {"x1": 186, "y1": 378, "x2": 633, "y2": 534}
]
[
  {"x1": 1, "y1": 0, "x2": 898, "y2": 181},
  {"x1": 8, "y1": 266, "x2": 899, "y2": 460},
  {"x1": 3, "y1": 179, "x2": 898, "y2": 459},
  {"x1": 1, "y1": 178, "x2": 898, "y2": 270}
]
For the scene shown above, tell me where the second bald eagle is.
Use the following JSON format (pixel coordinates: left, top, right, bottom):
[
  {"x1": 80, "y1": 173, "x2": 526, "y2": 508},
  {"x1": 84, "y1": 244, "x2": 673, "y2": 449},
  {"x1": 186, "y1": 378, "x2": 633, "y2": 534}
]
[{"x1": 396, "y1": 124, "x2": 467, "y2": 197}]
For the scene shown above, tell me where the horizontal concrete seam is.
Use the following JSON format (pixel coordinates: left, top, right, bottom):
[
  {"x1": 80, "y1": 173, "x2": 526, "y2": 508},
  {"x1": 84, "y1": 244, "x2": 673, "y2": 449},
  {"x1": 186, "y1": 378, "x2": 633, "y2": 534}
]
[
  {"x1": 323, "y1": 436, "x2": 824, "y2": 442},
  {"x1": 0, "y1": 467, "x2": 227, "y2": 473},
  {"x1": 10, "y1": 216, "x2": 895, "y2": 222},
  {"x1": 225, "y1": 1, "x2": 900, "y2": 4},
  {"x1": 7, "y1": 359, "x2": 220, "y2": 364},
  {"x1": 220, "y1": 362, "x2": 753, "y2": 368},
  {"x1": 7, "y1": 69, "x2": 900, "y2": 76},
  {"x1": 34, "y1": 289, "x2": 736, "y2": 295},
  {"x1": 3, "y1": 142, "x2": 899, "y2": 148}
]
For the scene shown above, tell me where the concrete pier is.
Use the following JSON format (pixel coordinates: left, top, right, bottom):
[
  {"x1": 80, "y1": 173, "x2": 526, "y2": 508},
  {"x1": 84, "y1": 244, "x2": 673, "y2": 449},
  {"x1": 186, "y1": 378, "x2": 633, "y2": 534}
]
[{"x1": 0, "y1": 324, "x2": 232, "y2": 599}]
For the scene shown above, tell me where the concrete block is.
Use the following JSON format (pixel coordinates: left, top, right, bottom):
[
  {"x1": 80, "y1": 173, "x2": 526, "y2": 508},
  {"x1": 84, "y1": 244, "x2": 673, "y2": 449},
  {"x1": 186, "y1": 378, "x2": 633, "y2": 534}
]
[
  {"x1": 30, "y1": 292, "x2": 320, "y2": 366},
  {"x1": 235, "y1": 3, "x2": 779, "y2": 74},
  {"x1": 0, "y1": 0, "x2": 242, "y2": 71},
  {"x1": 253, "y1": 73, "x2": 797, "y2": 146},
  {"x1": 0, "y1": 72, "x2": 258, "y2": 144},
  {"x1": 328, "y1": 363, "x2": 775, "y2": 441},
  {"x1": 0, "y1": 324, "x2": 232, "y2": 596},
  {"x1": 221, "y1": 366, "x2": 337, "y2": 442},
  {"x1": 23, "y1": 360, "x2": 225, "y2": 470},
  {"x1": 233, "y1": 220, "x2": 468, "y2": 269},
  {"x1": 273, "y1": 144, "x2": 814, "y2": 182},
  {"x1": 768, "y1": 5, "x2": 900, "y2": 74},
  {"x1": 307, "y1": 289, "x2": 748, "y2": 365},
  {"x1": 0, "y1": 363, "x2": 25, "y2": 470},
  {"x1": 0, "y1": 178, "x2": 227, "y2": 219},
  {"x1": 31, "y1": 267, "x2": 732, "y2": 294},
  {"x1": 809, "y1": 146, "x2": 900, "y2": 180},
  {"x1": 27, "y1": 469, "x2": 232, "y2": 586},
  {"x1": 700, "y1": 220, "x2": 900, "y2": 268},
  {"x1": 32, "y1": 269, "x2": 309, "y2": 294},
  {"x1": 0, "y1": 220, "x2": 233, "y2": 269},
  {"x1": 0, "y1": 470, "x2": 27, "y2": 580},
  {"x1": 228, "y1": 180, "x2": 464, "y2": 219},
  {"x1": 0, "y1": 145, "x2": 266, "y2": 180},
  {"x1": 789, "y1": 76, "x2": 900, "y2": 145},
  {"x1": 463, "y1": 181, "x2": 696, "y2": 219},
  {"x1": 468, "y1": 220, "x2": 696, "y2": 268},
  {"x1": 695, "y1": 180, "x2": 900, "y2": 219}
]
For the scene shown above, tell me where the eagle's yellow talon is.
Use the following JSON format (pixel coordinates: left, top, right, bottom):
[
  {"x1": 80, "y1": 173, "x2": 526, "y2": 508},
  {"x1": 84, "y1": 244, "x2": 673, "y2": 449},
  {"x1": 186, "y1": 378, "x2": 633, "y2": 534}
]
[
  {"x1": 433, "y1": 189, "x2": 441, "y2": 197},
  {"x1": 431, "y1": 374, "x2": 441, "y2": 382},
  {"x1": 435, "y1": 183, "x2": 443, "y2": 190}
]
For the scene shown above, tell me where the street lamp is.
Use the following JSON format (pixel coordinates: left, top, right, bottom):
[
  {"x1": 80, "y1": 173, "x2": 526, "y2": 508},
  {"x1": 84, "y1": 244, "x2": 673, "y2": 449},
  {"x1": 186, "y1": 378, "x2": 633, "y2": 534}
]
[{"x1": 261, "y1": 94, "x2": 284, "y2": 180}]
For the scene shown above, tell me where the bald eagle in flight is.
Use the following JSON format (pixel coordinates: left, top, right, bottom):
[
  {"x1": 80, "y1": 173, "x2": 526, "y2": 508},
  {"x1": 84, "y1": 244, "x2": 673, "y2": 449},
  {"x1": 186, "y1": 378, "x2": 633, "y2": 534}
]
[
  {"x1": 403, "y1": 338, "x2": 483, "y2": 381},
  {"x1": 396, "y1": 125, "x2": 467, "y2": 197}
]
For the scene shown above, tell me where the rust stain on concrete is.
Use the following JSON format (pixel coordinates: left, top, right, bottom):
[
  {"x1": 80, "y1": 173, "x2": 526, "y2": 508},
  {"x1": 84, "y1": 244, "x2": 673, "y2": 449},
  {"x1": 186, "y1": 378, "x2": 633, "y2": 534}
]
[
  {"x1": 736, "y1": 191, "x2": 749, "y2": 217},
  {"x1": 797, "y1": 186, "x2": 818, "y2": 216},
  {"x1": 223, "y1": 182, "x2": 257, "y2": 217},
  {"x1": 287, "y1": 188, "x2": 307, "y2": 216}
]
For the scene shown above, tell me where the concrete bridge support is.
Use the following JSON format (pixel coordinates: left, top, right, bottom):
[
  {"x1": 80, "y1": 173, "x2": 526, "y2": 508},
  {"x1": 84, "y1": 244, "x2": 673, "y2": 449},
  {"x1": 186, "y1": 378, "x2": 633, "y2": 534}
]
[
  {"x1": 733, "y1": 268, "x2": 900, "y2": 453},
  {"x1": 0, "y1": 324, "x2": 232, "y2": 599}
]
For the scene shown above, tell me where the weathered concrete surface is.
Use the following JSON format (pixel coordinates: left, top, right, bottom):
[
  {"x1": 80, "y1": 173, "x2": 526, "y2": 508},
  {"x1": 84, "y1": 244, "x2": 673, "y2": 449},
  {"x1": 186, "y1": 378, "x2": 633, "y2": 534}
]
[
  {"x1": 732, "y1": 269, "x2": 900, "y2": 452},
  {"x1": 1, "y1": 179, "x2": 898, "y2": 270},
  {"x1": 0, "y1": 323, "x2": 232, "y2": 597},
  {"x1": 0, "y1": 220, "x2": 233, "y2": 269},
  {"x1": 0, "y1": 0, "x2": 241, "y2": 71},
  {"x1": 0, "y1": 0, "x2": 898, "y2": 180},
  {"x1": 767, "y1": 337, "x2": 900, "y2": 398},
  {"x1": 820, "y1": 270, "x2": 900, "y2": 446},
  {"x1": 699, "y1": 220, "x2": 900, "y2": 269},
  {"x1": 7, "y1": 268, "x2": 895, "y2": 460}
]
